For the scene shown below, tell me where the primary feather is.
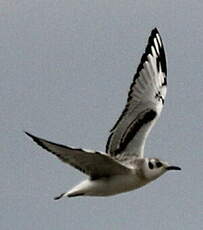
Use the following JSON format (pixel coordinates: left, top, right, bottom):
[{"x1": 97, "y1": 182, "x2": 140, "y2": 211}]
[{"x1": 106, "y1": 28, "x2": 167, "y2": 157}]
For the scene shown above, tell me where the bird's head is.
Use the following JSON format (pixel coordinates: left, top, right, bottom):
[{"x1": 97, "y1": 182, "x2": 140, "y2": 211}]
[{"x1": 143, "y1": 158, "x2": 181, "y2": 181}]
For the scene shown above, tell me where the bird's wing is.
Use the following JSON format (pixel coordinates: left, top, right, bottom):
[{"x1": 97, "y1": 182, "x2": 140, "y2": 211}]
[
  {"x1": 25, "y1": 132, "x2": 131, "y2": 179},
  {"x1": 106, "y1": 28, "x2": 167, "y2": 158}
]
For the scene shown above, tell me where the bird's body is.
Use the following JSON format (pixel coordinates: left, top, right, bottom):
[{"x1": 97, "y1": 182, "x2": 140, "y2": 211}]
[
  {"x1": 26, "y1": 28, "x2": 181, "y2": 199},
  {"x1": 57, "y1": 158, "x2": 149, "y2": 198},
  {"x1": 66, "y1": 174, "x2": 146, "y2": 198}
]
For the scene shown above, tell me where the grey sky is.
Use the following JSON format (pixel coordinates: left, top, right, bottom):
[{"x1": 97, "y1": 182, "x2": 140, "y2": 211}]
[{"x1": 1, "y1": 1, "x2": 202, "y2": 229}]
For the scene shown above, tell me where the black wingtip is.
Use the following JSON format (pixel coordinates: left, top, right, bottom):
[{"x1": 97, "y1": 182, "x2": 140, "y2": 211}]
[
  {"x1": 152, "y1": 27, "x2": 159, "y2": 34},
  {"x1": 24, "y1": 131, "x2": 38, "y2": 142},
  {"x1": 134, "y1": 27, "x2": 167, "y2": 81},
  {"x1": 149, "y1": 27, "x2": 167, "y2": 76},
  {"x1": 24, "y1": 131, "x2": 32, "y2": 138},
  {"x1": 24, "y1": 131, "x2": 49, "y2": 151}
]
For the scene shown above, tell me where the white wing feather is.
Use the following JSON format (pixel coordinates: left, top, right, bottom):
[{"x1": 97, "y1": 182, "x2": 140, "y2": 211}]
[{"x1": 106, "y1": 28, "x2": 167, "y2": 158}]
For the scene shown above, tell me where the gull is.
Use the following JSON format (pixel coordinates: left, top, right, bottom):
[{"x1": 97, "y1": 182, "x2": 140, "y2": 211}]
[{"x1": 25, "y1": 28, "x2": 181, "y2": 199}]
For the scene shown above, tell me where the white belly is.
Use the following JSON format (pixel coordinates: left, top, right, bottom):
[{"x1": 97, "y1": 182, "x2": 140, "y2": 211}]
[{"x1": 67, "y1": 174, "x2": 148, "y2": 197}]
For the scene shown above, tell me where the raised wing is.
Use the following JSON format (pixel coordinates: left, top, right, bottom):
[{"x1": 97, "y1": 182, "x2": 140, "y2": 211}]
[
  {"x1": 106, "y1": 28, "x2": 167, "y2": 158},
  {"x1": 25, "y1": 132, "x2": 131, "y2": 179}
]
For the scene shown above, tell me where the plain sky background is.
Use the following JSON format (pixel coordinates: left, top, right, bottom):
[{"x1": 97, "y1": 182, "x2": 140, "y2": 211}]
[{"x1": 1, "y1": 1, "x2": 202, "y2": 229}]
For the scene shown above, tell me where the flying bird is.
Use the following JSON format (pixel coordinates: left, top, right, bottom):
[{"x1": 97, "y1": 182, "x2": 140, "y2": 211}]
[{"x1": 25, "y1": 28, "x2": 181, "y2": 199}]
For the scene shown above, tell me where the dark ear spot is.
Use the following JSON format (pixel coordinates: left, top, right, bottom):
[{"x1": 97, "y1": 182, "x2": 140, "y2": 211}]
[
  {"x1": 156, "y1": 162, "x2": 163, "y2": 168},
  {"x1": 148, "y1": 162, "x2": 154, "y2": 169}
]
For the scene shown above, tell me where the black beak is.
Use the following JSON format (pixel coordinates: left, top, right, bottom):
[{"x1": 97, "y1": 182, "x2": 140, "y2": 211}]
[{"x1": 166, "y1": 166, "x2": 181, "y2": 171}]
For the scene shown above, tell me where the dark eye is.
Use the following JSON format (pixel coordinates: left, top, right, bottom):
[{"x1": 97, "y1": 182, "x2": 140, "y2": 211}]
[
  {"x1": 148, "y1": 162, "x2": 154, "y2": 169},
  {"x1": 156, "y1": 162, "x2": 163, "y2": 168}
]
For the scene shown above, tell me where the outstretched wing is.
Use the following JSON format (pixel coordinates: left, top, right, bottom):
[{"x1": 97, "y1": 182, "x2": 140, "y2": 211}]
[
  {"x1": 106, "y1": 28, "x2": 167, "y2": 158},
  {"x1": 25, "y1": 132, "x2": 131, "y2": 179}
]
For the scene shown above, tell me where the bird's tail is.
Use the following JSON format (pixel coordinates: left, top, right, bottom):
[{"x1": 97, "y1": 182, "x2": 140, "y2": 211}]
[
  {"x1": 54, "y1": 191, "x2": 74, "y2": 200},
  {"x1": 54, "y1": 191, "x2": 85, "y2": 200},
  {"x1": 54, "y1": 192, "x2": 66, "y2": 200},
  {"x1": 54, "y1": 179, "x2": 92, "y2": 200}
]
